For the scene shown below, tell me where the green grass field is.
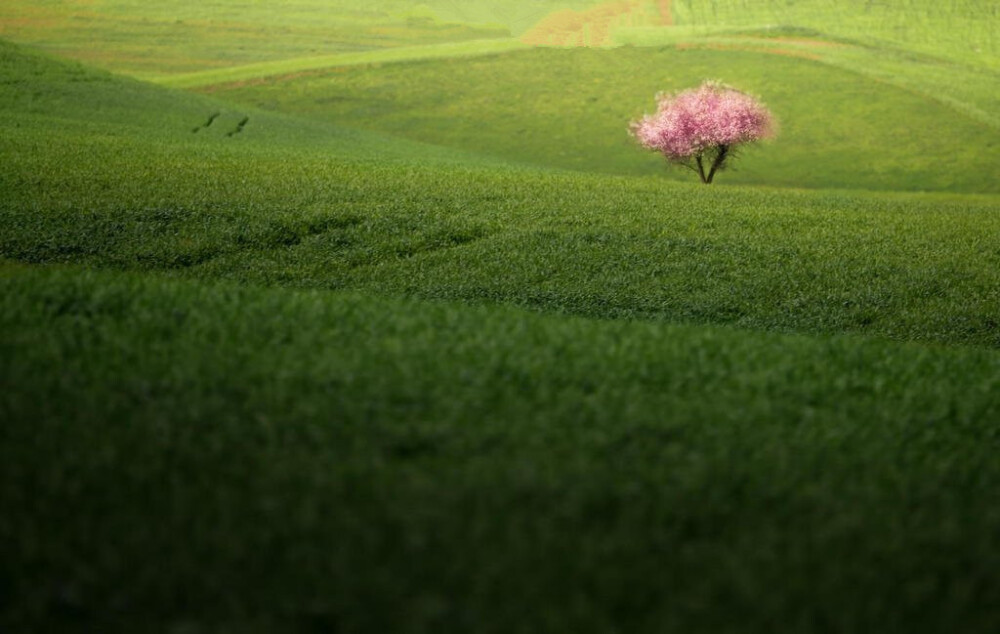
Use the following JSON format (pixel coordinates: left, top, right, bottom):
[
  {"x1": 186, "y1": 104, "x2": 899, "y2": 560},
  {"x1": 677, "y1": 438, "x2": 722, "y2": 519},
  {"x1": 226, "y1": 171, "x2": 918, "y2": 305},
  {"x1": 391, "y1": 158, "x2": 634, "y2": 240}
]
[{"x1": 2, "y1": 1, "x2": 1000, "y2": 632}]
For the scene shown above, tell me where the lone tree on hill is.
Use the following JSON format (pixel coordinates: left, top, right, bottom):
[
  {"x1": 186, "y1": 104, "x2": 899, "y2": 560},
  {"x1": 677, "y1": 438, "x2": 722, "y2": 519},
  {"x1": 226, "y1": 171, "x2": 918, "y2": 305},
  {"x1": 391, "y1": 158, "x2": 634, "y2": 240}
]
[{"x1": 630, "y1": 81, "x2": 776, "y2": 184}]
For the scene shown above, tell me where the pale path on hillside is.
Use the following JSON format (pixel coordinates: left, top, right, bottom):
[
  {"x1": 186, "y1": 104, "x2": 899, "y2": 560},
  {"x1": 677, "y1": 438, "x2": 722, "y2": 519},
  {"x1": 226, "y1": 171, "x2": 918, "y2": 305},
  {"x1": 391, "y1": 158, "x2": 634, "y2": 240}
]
[{"x1": 155, "y1": 39, "x2": 526, "y2": 89}]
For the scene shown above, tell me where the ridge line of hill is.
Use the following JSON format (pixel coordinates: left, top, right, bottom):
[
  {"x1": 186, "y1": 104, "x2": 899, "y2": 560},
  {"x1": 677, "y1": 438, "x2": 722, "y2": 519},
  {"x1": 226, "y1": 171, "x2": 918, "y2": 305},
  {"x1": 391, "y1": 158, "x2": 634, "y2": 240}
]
[{"x1": 153, "y1": 38, "x2": 527, "y2": 89}]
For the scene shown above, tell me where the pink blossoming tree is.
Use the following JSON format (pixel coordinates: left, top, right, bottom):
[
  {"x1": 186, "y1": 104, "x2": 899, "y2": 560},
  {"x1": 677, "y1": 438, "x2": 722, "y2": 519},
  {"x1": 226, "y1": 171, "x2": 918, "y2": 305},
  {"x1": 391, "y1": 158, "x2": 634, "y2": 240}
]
[{"x1": 630, "y1": 81, "x2": 776, "y2": 184}]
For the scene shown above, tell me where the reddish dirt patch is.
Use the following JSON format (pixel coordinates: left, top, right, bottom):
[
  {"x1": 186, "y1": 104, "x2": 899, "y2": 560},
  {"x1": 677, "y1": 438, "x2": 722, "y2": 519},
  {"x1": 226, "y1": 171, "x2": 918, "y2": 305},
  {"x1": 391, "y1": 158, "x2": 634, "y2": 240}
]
[
  {"x1": 658, "y1": 0, "x2": 673, "y2": 26},
  {"x1": 521, "y1": 1, "x2": 646, "y2": 47}
]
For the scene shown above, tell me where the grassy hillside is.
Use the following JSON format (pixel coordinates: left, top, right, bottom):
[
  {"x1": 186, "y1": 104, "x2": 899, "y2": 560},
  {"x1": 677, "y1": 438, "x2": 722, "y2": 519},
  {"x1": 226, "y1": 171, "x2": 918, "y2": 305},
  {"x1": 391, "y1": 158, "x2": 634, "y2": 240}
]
[
  {"x1": 0, "y1": 39, "x2": 516, "y2": 167},
  {"x1": 3, "y1": 42, "x2": 999, "y2": 347},
  {"x1": 3, "y1": 22, "x2": 1000, "y2": 634},
  {"x1": 202, "y1": 46, "x2": 1000, "y2": 193}
]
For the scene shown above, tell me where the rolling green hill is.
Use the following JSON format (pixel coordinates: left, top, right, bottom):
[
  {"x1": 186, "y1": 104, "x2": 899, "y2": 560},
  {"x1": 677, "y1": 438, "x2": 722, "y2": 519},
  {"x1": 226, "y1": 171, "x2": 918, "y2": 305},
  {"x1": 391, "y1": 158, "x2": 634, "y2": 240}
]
[
  {"x1": 0, "y1": 39, "x2": 516, "y2": 167},
  {"x1": 202, "y1": 45, "x2": 1000, "y2": 193},
  {"x1": 2, "y1": 8, "x2": 1000, "y2": 632}
]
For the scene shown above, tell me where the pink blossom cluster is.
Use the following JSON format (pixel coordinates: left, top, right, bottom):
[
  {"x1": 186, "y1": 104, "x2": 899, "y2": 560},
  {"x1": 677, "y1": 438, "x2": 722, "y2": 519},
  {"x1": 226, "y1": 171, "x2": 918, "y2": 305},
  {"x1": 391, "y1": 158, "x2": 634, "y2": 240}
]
[{"x1": 631, "y1": 81, "x2": 775, "y2": 159}]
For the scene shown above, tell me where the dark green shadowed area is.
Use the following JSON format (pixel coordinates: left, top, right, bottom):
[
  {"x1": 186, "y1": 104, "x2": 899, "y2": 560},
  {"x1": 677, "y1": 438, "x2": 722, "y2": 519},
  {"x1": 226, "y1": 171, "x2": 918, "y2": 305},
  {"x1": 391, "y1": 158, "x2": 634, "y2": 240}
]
[{"x1": 3, "y1": 267, "x2": 1000, "y2": 633}]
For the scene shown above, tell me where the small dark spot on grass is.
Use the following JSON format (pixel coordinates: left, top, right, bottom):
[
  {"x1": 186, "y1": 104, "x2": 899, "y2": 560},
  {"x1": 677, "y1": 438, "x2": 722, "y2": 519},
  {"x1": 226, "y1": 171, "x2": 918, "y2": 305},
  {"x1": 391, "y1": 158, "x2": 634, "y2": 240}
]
[
  {"x1": 226, "y1": 116, "x2": 250, "y2": 137},
  {"x1": 191, "y1": 112, "x2": 220, "y2": 133}
]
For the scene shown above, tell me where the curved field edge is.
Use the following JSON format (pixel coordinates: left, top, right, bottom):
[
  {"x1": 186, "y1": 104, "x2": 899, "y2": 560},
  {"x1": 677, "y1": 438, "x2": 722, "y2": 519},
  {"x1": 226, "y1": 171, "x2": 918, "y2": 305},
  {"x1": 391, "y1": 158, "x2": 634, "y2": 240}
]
[
  {"x1": 2, "y1": 265, "x2": 1000, "y2": 632},
  {"x1": 154, "y1": 39, "x2": 528, "y2": 89}
]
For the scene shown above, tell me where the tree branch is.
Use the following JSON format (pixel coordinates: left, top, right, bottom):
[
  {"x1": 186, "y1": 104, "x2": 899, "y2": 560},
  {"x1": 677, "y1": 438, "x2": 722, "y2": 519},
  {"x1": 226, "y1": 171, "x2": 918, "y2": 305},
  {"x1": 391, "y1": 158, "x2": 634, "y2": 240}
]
[{"x1": 673, "y1": 158, "x2": 701, "y2": 175}]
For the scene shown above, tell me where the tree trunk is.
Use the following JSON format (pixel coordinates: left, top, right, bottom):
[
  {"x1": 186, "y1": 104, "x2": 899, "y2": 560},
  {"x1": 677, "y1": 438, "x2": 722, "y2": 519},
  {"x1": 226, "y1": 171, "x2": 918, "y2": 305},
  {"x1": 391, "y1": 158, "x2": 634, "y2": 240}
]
[{"x1": 705, "y1": 144, "x2": 729, "y2": 184}]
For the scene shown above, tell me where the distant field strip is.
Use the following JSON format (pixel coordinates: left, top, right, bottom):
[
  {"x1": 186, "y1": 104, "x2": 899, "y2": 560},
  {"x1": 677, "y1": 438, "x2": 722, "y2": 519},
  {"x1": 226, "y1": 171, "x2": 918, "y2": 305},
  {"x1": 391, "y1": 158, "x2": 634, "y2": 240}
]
[
  {"x1": 521, "y1": 0, "x2": 662, "y2": 47},
  {"x1": 156, "y1": 39, "x2": 526, "y2": 89},
  {"x1": 668, "y1": 0, "x2": 999, "y2": 68}
]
